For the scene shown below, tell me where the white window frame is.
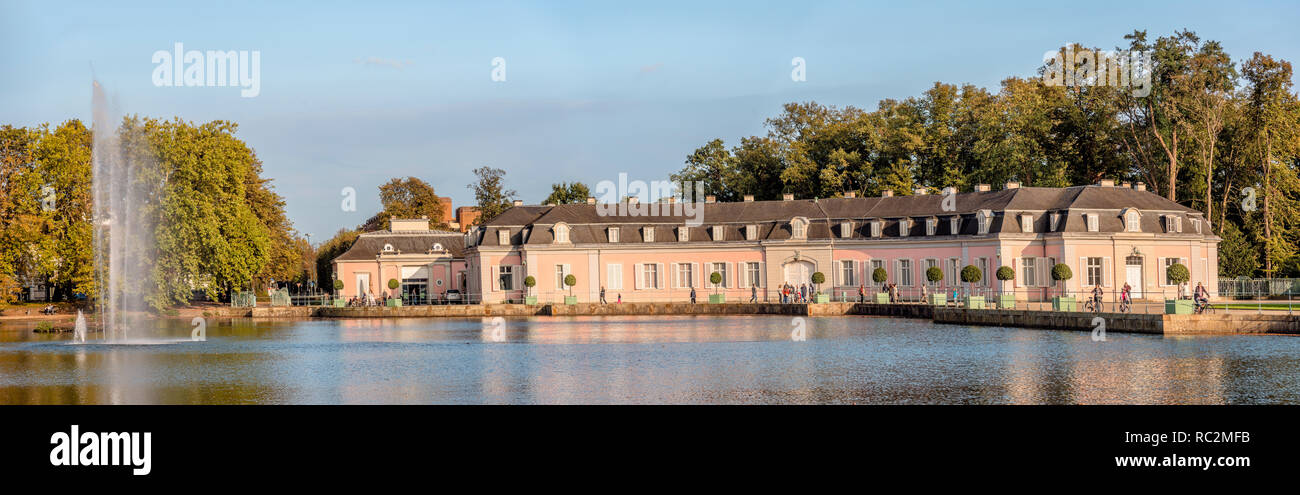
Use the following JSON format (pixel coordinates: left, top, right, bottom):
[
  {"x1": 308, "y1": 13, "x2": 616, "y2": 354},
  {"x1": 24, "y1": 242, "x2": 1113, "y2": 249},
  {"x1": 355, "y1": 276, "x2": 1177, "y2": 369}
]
[
  {"x1": 925, "y1": 218, "x2": 936, "y2": 236},
  {"x1": 607, "y1": 227, "x2": 619, "y2": 243},
  {"x1": 949, "y1": 216, "x2": 959, "y2": 235},
  {"x1": 899, "y1": 218, "x2": 910, "y2": 237},
  {"x1": 712, "y1": 225, "x2": 724, "y2": 241},
  {"x1": 1020, "y1": 214, "x2": 1033, "y2": 233},
  {"x1": 675, "y1": 263, "x2": 694, "y2": 288},
  {"x1": 498, "y1": 230, "x2": 510, "y2": 245},
  {"x1": 1125, "y1": 211, "x2": 1141, "y2": 232},
  {"x1": 841, "y1": 221, "x2": 853, "y2": 238},
  {"x1": 1086, "y1": 257, "x2": 1103, "y2": 287},
  {"x1": 678, "y1": 226, "x2": 690, "y2": 242},
  {"x1": 791, "y1": 218, "x2": 808, "y2": 239},
  {"x1": 746, "y1": 225, "x2": 757, "y2": 241},
  {"x1": 898, "y1": 259, "x2": 914, "y2": 287},
  {"x1": 554, "y1": 264, "x2": 571, "y2": 290},
  {"x1": 871, "y1": 220, "x2": 882, "y2": 237},
  {"x1": 745, "y1": 262, "x2": 762, "y2": 288},
  {"x1": 498, "y1": 265, "x2": 515, "y2": 291},
  {"x1": 1049, "y1": 212, "x2": 1060, "y2": 232},
  {"x1": 708, "y1": 262, "x2": 729, "y2": 289},
  {"x1": 1086, "y1": 213, "x2": 1099, "y2": 232},
  {"x1": 840, "y1": 260, "x2": 856, "y2": 286},
  {"x1": 643, "y1": 227, "x2": 655, "y2": 243},
  {"x1": 607, "y1": 263, "x2": 623, "y2": 290}
]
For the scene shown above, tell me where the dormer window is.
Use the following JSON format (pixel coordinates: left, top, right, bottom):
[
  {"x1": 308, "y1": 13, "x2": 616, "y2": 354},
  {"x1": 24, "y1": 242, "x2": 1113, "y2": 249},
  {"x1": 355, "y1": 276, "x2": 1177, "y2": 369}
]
[
  {"x1": 925, "y1": 218, "x2": 936, "y2": 236},
  {"x1": 1163, "y1": 215, "x2": 1183, "y2": 233},
  {"x1": 840, "y1": 221, "x2": 853, "y2": 238},
  {"x1": 1049, "y1": 212, "x2": 1060, "y2": 232},
  {"x1": 1020, "y1": 214, "x2": 1033, "y2": 233},
  {"x1": 899, "y1": 218, "x2": 910, "y2": 237},
  {"x1": 679, "y1": 226, "x2": 690, "y2": 242},
  {"x1": 498, "y1": 230, "x2": 510, "y2": 245},
  {"x1": 382, "y1": 243, "x2": 395, "y2": 253},
  {"x1": 949, "y1": 217, "x2": 959, "y2": 235},
  {"x1": 643, "y1": 226, "x2": 655, "y2": 243},
  {"x1": 871, "y1": 220, "x2": 882, "y2": 237},
  {"x1": 746, "y1": 225, "x2": 757, "y2": 241},
  {"x1": 553, "y1": 223, "x2": 570, "y2": 243},
  {"x1": 712, "y1": 225, "x2": 724, "y2": 241},
  {"x1": 790, "y1": 217, "x2": 808, "y2": 239},
  {"x1": 1191, "y1": 218, "x2": 1201, "y2": 234},
  {"x1": 977, "y1": 210, "x2": 992, "y2": 235},
  {"x1": 607, "y1": 227, "x2": 619, "y2": 243},
  {"x1": 1086, "y1": 213, "x2": 1099, "y2": 232},
  {"x1": 1124, "y1": 209, "x2": 1141, "y2": 232},
  {"x1": 430, "y1": 243, "x2": 443, "y2": 252}
]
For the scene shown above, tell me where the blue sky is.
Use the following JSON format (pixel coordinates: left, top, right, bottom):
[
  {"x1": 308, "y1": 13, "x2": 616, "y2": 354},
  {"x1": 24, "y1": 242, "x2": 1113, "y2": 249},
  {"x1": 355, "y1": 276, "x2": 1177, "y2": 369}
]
[{"x1": 3, "y1": 0, "x2": 1298, "y2": 241}]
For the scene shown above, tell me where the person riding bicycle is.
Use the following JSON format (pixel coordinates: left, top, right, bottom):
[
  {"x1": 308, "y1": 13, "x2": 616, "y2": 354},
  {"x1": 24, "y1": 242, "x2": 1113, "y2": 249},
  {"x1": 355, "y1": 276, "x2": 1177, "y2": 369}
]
[
  {"x1": 1120, "y1": 282, "x2": 1132, "y2": 305},
  {"x1": 1194, "y1": 282, "x2": 1209, "y2": 312},
  {"x1": 1091, "y1": 284, "x2": 1104, "y2": 311}
]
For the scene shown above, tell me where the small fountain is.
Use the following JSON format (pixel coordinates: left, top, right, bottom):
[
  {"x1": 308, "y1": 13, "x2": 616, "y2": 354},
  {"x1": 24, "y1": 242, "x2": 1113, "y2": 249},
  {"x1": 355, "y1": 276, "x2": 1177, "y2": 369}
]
[{"x1": 73, "y1": 310, "x2": 88, "y2": 343}]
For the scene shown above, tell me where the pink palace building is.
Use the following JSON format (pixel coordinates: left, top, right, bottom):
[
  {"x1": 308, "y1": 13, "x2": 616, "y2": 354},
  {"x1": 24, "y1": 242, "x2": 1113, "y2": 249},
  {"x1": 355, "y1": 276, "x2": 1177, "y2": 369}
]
[{"x1": 460, "y1": 180, "x2": 1221, "y2": 304}]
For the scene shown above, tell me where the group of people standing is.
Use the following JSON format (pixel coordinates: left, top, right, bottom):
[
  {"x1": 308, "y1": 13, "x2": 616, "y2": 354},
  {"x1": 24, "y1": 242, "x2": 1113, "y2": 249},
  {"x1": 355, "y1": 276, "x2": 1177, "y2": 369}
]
[{"x1": 779, "y1": 282, "x2": 813, "y2": 303}]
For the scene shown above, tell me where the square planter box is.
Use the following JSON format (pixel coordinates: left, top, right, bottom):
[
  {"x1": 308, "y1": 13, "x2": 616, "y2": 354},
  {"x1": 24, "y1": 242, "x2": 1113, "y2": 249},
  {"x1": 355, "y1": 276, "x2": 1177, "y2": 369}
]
[
  {"x1": 998, "y1": 294, "x2": 1016, "y2": 309},
  {"x1": 966, "y1": 296, "x2": 985, "y2": 309},
  {"x1": 709, "y1": 294, "x2": 726, "y2": 304},
  {"x1": 525, "y1": 296, "x2": 538, "y2": 305},
  {"x1": 929, "y1": 294, "x2": 946, "y2": 306},
  {"x1": 875, "y1": 293, "x2": 890, "y2": 304},
  {"x1": 1052, "y1": 296, "x2": 1076, "y2": 312},
  {"x1": 386, "y1": 299, "x2": 402, "y2": 307},
  {"x1": 1165, "y1": 299, "x2": 1194, "y2": 314},
  {"x1": 564, "y1": 296, "x2": 578, "y2": 305},
  {"x1": 814, "y1": 294, "x2": 830, "y2": 304},
  {"x1": 332, "y1": 299, "x2": 345, "y2": 308}
]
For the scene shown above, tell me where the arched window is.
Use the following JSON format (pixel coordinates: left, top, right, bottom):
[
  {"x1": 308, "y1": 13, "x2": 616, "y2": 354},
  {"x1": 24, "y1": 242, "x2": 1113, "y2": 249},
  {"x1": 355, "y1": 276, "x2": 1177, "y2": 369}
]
[
  {"x1": 553, "y1": 223, "x2": 570, "y2": 243},
  {"x1": 1122, "y1": 209, "x2": 1141, "y2": 232},
  {"x1": 790, "y1": 217, "x2": 808, "y2": 239}
]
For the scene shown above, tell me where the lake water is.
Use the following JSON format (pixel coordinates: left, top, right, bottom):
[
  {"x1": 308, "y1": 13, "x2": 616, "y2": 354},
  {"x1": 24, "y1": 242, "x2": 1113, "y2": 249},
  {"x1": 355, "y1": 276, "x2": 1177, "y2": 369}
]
[{"x1": 1, "y1": 315, "x2": 1297, "y2": 404}]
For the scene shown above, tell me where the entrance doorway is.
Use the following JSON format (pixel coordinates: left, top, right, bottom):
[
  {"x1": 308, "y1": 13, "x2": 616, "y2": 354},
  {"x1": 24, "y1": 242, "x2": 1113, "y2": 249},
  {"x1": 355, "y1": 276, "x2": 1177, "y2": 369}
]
[
  {"x1": 355, "y1": 273, "x2": 370, "y2": 298},
  {"x1": 1125, "y1": 256, "x2": 1143, "y2": 299},
  {"x1": 782, "y1": 260, "x2": 813, "y2": 286}
]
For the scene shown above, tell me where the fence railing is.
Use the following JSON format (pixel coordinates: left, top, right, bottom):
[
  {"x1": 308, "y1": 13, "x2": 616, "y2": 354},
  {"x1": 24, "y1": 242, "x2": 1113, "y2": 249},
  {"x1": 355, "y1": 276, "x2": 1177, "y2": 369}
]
[{"x1": 1218, "y1": 278, "x2": 1300, "y2": 298}]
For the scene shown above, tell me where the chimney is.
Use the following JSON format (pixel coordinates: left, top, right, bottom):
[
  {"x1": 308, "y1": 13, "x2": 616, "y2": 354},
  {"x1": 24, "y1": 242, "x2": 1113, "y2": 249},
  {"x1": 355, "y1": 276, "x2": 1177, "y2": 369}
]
[
  {"x1": 512, "y1": 200, "x2": 523, "y2": 206},
  {"x1": 705, "y1": 195, "x2": 717, "y2": 204},
  {"x1": 1121, "y1": 182, "x2": 1132, "y2": 188},
  {"x1": 844, "y1": 191, "x2": 856, "y2": 198},
  {"x1": 1134, "y1": 182, "x2": 1146, "y2": 192},
  {"x1": 743, "y1": 194, "x2": 754, "y2": 202},
  {"x1": 881, "y1": 190, "x2": 894, "y2": 198},
  {"x1": 667, "y1": 196, "x2": 678, "y2": 204},
  {"x1": 914, "y1": 188, "x2": 928, "y2": 195},
  {"x1": 628, "y1": 196, "x2": 640, "y2": 204},
  {"x1": 1098, "y1": 179, "x2": 1116, "y2": 187},
  {"x1": 782, "y1": 193, "x2": 794, "y2": 201},
  {"x1": 1004, "y1": 181, "x2": 1021, "y2": 189},
  {"x1": 586, "y1": 197, "x2": 595, "y2": 205},
  {"x1": 975, "y1": 184, "x2": 991, "y2": 192}
]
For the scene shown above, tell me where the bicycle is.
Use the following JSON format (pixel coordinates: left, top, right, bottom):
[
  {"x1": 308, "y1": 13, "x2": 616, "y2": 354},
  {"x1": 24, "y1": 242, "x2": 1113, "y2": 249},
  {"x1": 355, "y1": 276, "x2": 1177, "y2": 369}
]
[
  {"x1": 1118, "y1": 297, "x2": 1131, "y2": 313},
  {"x1": 1194, "y1": 299, "x2": 1215, "y2": 315},
  {"x1": 1084, "y1": 298, "x2": 1102, "y2": 313}
]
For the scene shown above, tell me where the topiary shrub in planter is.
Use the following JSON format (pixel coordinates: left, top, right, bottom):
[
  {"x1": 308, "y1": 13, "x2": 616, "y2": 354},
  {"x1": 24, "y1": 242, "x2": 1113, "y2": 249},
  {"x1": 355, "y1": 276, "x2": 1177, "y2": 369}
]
[
  {"x1": 708, "y1": 272, "x2": 725, "y2": 303},
  {"x1": 524, "y1": 276, "x2": 537, "y2": 305},
  {"x1": 996, "y1": 266, "x2": 1016, "y2": 308},
  {"x1": 810, "y1": 272, "x2": 827, "y2": 302},
  {"x1": 872, "y1": 267, "x2": 889, "y2": 303},
  {"x1": 564, "y1": 274, "x2": 578, "y2": 304},
  {"x1": 961, "y1": 265, "x2": 984, "y2": 309},
  {"x1": 1165, "y1": 263, "x2": 1192, "y2": 313},
  {"x1": 1050, "y1": 263, "x2": 1075, "y2": 311}
]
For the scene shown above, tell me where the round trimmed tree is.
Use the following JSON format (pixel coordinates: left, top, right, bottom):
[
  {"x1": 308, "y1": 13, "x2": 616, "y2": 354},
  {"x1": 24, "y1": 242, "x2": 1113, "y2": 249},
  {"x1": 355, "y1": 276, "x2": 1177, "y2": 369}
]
[
  {"x1": 388, "y1": 278, "x2": 400, "y2": 290},
  {"x1": 810, "y1": 271, "x2": 825, "y2": 294},
  {"x1": 333, "y1": 279, "x2": 344, "y2": 294},
  {"x1": 961, "y1": 265, "x2": 982, "y2": 294},
  {"x1": 925, "y1": 266, "x2": 943, "y2": 286},
  {"x1": 523, "y1": 275, "x2": 536, "y2": 296},
  {"x1": 872, "y1": 267, "x2": 887, "y2": 288},
  {"x1": 564, "y1": 274, "x2": 577, "y2": 296},
  {"x1": 710, "y1": 272, "x2": 723, "y2": 294},
  {"x1": 1167, "y1": 262, "x2": 1190, "y2": 295},
  {"x1": 1051, "y1": 263, "x2": 1072, "y2": 297},
  {"x1": 996, "y1": 266, "x2": 1015, "y2": 294}
]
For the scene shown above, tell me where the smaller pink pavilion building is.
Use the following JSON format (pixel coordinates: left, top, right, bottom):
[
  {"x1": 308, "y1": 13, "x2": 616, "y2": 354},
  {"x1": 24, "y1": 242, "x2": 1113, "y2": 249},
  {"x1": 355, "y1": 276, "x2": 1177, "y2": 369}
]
[{"x1": 331, "y1": 218, "x2": 468, "y2": 304}]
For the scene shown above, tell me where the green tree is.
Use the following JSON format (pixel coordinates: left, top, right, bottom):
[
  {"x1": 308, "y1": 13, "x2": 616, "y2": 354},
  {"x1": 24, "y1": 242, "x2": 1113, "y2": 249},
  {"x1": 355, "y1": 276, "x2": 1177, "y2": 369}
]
[
  {"x1": 362, "y1": 177, "x2": 447, "y2": 231},
  {"x1": 542, "y1": 182, "x2": 592, "y2": 205},
  {"x1": 468, "y1": 166, "x2": 516, "y2": 225}
]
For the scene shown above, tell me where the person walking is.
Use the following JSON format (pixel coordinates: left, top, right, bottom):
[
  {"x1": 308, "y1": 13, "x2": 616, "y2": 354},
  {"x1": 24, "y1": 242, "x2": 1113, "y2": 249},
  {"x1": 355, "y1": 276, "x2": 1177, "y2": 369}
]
[
  {"x1": 750, "y1": 284, "x2": 757, "y2": 303},
  {"x1": 599, "y1": 286, "x2": 607, "y2": 304},
  {"x1": 858, "y1": 284, "x2": 865, "y2": 303},
  {"x1": 690, "y1": 286, "x2": 697, "y2": 304},
  {"x1": 799, "y1": 284, "x2": 807, "y2": 303}
]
